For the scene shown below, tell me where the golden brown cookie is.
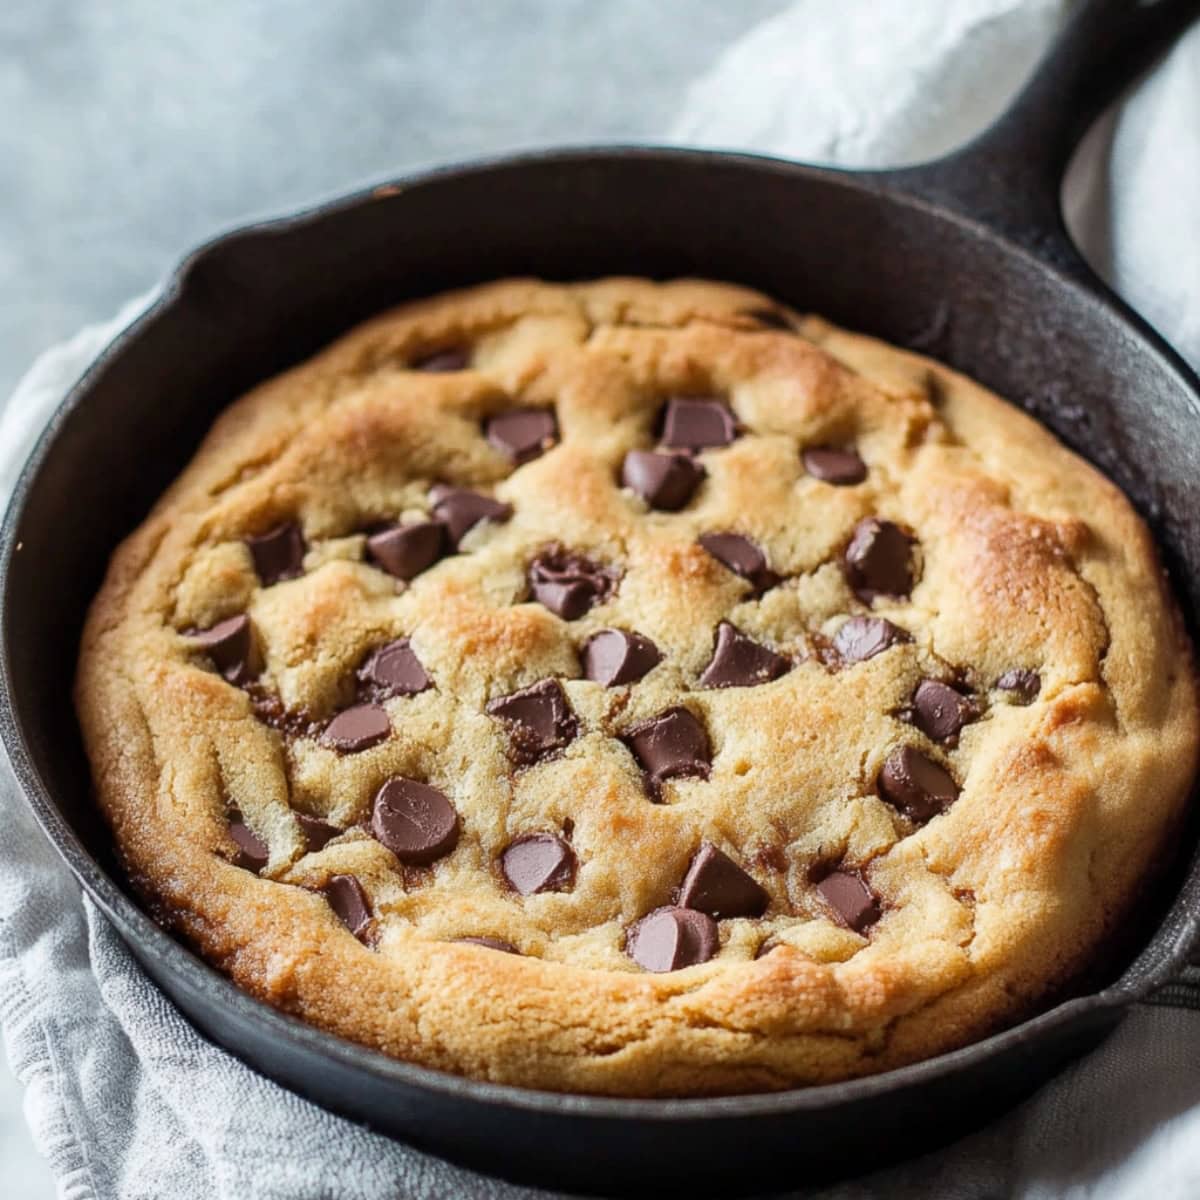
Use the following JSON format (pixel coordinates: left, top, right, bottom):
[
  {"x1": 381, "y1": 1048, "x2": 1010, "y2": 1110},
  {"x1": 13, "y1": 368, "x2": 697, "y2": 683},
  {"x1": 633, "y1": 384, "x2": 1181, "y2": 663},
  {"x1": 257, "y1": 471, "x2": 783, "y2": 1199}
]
[{"x1": 75, "y1": 278, "x2": 1199, "y2": 1096}]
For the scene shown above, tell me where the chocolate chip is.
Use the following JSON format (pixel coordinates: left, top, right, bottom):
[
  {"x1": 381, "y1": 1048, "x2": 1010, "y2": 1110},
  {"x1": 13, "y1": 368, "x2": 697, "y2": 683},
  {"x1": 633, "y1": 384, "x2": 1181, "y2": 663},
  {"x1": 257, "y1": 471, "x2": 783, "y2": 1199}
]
[
  {"x1": 996, "y1": 669, "x2": 1041, "y2": 704},
  {"x1": 321, "y1": 704, "x2": 390, "y2": 753},
  {"x1": 189, "y1": 614, "x2": 257, "y2": 684},
  {"x1": 528, "y1": 548, "x2": 618, "y2": 619},
  {"x1": 679, "y1": 842, "x2": 768, "y2": 918},
  {"x1": 486, "y1": 679, "x2": 580, "y2": 764},
  {"x1": 246, "y1": 522, "x2": 306, "y2": 586},
  {"x1": 660, "y1": 397, "x2": 738, "y2": 451},
  {"x1": 803, "y1": 446, "x2": 867, "y2": 486},
  {"x1": 582, "y1": 629, "x2": 661, "y2": 687},
  {"x1": 501, "y1": 834, "x2": 577, "y2": 895},
  {"x1": 455, "y1": 936, "x2": 520, "y2": 953},
  {"x1": 370, "y1": 777, "x2": 460, "y2": 865},
  {"x1": 627, "y1": 906, "x2": 719, "y2": 972},
  {"x1": 366, "y1": 521, "x2": 445, "y2": 580},
  {"x1": 832, "y1": 616, "x2": 910, "y2": 664},
  {"x1": 324, "y1": 874, "x2": 372, "y2": 940},
  {"x1": 816, "y1": 871, "x2": 880, "y2": 932},
  {"x1": 699, "y1": 532, "x2": 780, "y2": 595},
  {"x1": 228, "y1": 819, "x2": 268, "y2": 873},
  {"x1": 412, "y1": 347, "x2": 470, "y2": 372},
  {"x1": 878, "y1": 746, "x2": 959, "y2": 823},
  {"x1": 912, "y1": 679, "x2": 979, "y2": 742},
  {"x1": 622, "y1": 707, "x2": 711, "y2": 790},
  {"x1": 297, "y1": 813, "x2": 341, "y2": 853},
  {"x1": 843, "y1": 518, "x2": 916, "y2": 601},
  {"x1": 357, "y1": 639, "x2": 431, "y2": 698},
  {"x1": 486, "y1": 408, "x2": 558, "y2": 464},
  {"x1": 429, "y1": 485, "x2": 512, "y2": 548},
  {"x1": 699, "y1": 622, "x2": 790, "y2": 689},
  {"x1": 621, "y1": 450, "x2": 705, "y2": 511}
]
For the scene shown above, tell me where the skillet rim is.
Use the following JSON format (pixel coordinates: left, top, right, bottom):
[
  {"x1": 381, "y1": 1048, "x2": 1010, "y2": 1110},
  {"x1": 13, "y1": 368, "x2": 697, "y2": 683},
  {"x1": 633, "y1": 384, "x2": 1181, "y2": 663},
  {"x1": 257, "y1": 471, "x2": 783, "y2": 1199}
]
[{"x1": 3, "y1": 143, "x2": 1199, "y2": 1121}]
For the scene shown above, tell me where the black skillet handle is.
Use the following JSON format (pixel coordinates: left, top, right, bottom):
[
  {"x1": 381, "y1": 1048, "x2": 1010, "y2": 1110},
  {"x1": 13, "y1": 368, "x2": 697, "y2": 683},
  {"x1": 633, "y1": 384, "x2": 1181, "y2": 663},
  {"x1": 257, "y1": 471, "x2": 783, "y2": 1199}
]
[{"x1": 881, "y1": 0, "x2": 1200, "y2": 281}]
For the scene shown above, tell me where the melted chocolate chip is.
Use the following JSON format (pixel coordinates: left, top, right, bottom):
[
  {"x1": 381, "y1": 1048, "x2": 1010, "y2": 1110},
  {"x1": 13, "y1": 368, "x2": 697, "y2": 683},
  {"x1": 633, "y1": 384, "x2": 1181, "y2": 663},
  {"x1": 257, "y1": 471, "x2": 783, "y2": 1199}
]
[
  {"x1": 486, "y1": 408, "x2": 558, "y2": 464},
  {"x1": 832, "y1": 616, "x2": 910, "y2": 664},
  {"x1": 699, "y1": 622, "x2": 790, "y2": 689},
  {"x1": 371, "y1": 777, "x2": 460, "y2": 865},
  {"x1": 912, "y1": 679, "x2": 979, "y2": 742},
  {"x1": 660, "y1": 397, "x2": 738, "y2": 451},
  {"x1": 455, "y1": 936, "x2": 519, "y2": 953},
  {"x1": 228, "y1": 819, "x2": 268, "y2": 873},
  {"x1": 322, "y1": 704, "x2": 390, "y2": 753},
  {"x1": 412, "y1": 347, "x2": 470, "y2": 372},
  {"x1": 188, "y1": 614, "x2": 257, "y2": 684},
  {"x1": 528, "y1": 548, "x2": 618, "y2": 619},
  {"x1": 357, "y1": 639, "x2": 431, "y2": 698},
  {"x1": 297, "y1": 813, "x2": 341, "y2": 853},
  {"x1": 843, "y1": 518, "x2": 916, "y2": 601},
  {"x1": 325, "y1": 874, "x2": 372, "y2": 941},
  {"x1": 803, "y1": 446, "x2": 867, "y2": 486},
  {"x1": 582, "y1": 629, "x2": 661, "y2": 687},
  {"x1": 627, "y1": 906, "x2": 719, "y2": 972},
  {"x1": 679, "y1": 843, "x2": 768, "y2": 918},
  {"x1": 816, "y1": 871, "x2": 880, "y2": 933},
  {"x1": 366, "y1": 521, "x2": 445, "y2": 580},
  {"x1": 247, "y1": 686, "x2": 322, "y2": 740},
  {"x1": 429, "y1": 485, "x2": 512, "y2": 548},
  {"x1": 246, "y1": 522, "x2": 306, "y2": 586},
  {"x1": 621, "y1": 450, "x2": 705, "y2": 511},
  {"x1": 501, "y1": 834, "x2": 577, "y2": 895},
  {"x1": 622, "y1": 707, "x2": 711, "y2": 791},
  {"x1": 699, "y1": 532, "x2": 780, "y2": 595},
  {"x1": 878, "y1": 746, "x2": 959, "y2": 823},
  {"x1": 996, "y1": 669, "x2": 1041, "y2": 704},
  {"x1": 486, "y1": 679, "x2": 580, "y2": 764}
]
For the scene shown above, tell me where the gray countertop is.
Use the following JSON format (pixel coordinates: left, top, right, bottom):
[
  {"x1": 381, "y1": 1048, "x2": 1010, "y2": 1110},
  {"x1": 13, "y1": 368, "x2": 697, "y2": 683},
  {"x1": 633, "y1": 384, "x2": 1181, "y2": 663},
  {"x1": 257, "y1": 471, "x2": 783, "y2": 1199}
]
[{"x1": 0, "y1": 1, "x2": 783, "y2": 1191}]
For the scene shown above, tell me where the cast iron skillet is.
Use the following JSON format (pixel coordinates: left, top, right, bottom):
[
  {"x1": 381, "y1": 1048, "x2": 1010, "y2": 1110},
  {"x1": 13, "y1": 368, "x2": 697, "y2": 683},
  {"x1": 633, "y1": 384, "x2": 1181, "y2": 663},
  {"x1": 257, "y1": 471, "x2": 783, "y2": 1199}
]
[{"x1": 3, "y1": 0, "x2": 1200, "y2": 1194}]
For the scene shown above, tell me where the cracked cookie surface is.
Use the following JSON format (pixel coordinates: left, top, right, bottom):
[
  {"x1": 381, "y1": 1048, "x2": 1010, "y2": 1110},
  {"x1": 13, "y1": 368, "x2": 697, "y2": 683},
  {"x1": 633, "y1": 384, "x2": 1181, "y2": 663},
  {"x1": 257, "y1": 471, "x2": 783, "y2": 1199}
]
[{"x1": 76, "y1": 277, "x2": 1199, "y2": 1096}]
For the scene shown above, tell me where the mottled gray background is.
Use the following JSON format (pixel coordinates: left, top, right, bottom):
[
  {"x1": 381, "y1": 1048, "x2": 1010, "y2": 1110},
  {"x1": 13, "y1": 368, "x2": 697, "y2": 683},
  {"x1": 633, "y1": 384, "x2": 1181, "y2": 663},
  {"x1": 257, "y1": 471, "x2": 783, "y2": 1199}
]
[{"x1": 0, "y1": 1, "x2": 785, "y2": 1192}]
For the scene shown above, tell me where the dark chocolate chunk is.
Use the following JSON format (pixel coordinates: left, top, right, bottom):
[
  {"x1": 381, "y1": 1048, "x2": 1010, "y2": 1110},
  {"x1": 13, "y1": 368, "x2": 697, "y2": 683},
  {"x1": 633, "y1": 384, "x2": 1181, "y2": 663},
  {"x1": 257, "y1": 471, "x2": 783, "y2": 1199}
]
[
  {"x1": 660, "y1": 397, "x2": 738, "y2": 451},
  {"x1": 486, "y1": 408, "x2": 558, "y2": 464},
  {"x1": 297, "y1": 813, "x2": 341, "y2": 853},
  {"x1": 486, "y1": 679, "x2": 580, "y2": 764},
  {"x1": 366, "y1": 521, "x2": 445, "y2": 580},
  {"x1": 996, "y1": 669, "x2": 1041, "y2": 704},
  {"x1": 622, "y1": 706, "x2": 711, "y2": 789},
  {"x1": 501, "y1": 834, "x2": 577, "y2": 896},
  {"x1": 626, "y1": 906, "x2": 719, "y2": 972},
  {"x1": 370, "y1": 777, "x2": 460, "y2": 865},
  {"x1": 843, "y1": 518, "x2": 916, "y2": 601},
  {"x1": 699, "y1": 532, "x2": 780, "y2": 595},
  {"x1": 455, "y1": 936, "x2": 519, "y2": 953},
  {"x1": 878, "y1": 746, "x2": 959, "y2": 823},
  {"x1": 912, "y1": 679, "x2": 979, "y2": 742},
  {"x1": 228, "y1": 818, "x2": 268, "y2": 873},
  {"x1": 699, "y1": 622, "x2": 790, "y2": 689},
  {"x1": 832, "y1": 616, "x2": 910, "y2": 664},
  {"x1": 679, "y1": 842, "x2": 768, "y2": 918},
  {"x1": 816, "y1": 871, "x2": 880, "y2": 933},
  {"x1": 189, "y1": 614, "x2": 257, "y2": 684},
  {"x1": 528, "y1": 548, "x2": 618, "y2": 619},
  {"x1": 411, "y1": 347, "x2": 470, "y2": 372},
  {"x1": 322, "y1": 703, "x2": 390, "y2": 753},
  {"x1": 621, "y1": 450, "x2": 705, "y2": 511},
  {"x1": 357, "y1": 638, "x2": 431, "y2": 698},
  {"x1": 429, "y1": 485, "x2": 512, "y2": 548},
  {"x1": 803, "y1": 446, "x2": 867, "y2": 486},
  {"x1": 324, "y1": 874, "x2": 372, "y2": 941},
  {"x1": 582, "y1": 629, "x2": 661, "y2": 687},
  {"x1": 246, "y1": 522, "x2": 306, "y2": 586}
]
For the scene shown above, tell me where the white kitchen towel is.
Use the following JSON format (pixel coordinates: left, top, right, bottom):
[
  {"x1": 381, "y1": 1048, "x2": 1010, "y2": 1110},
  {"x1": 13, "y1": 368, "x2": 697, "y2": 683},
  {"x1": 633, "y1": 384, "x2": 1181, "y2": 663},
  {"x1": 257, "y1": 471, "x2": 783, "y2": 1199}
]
[{"x1": 2, "y1": 2, "x2": 1200, "y2": 1197}]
